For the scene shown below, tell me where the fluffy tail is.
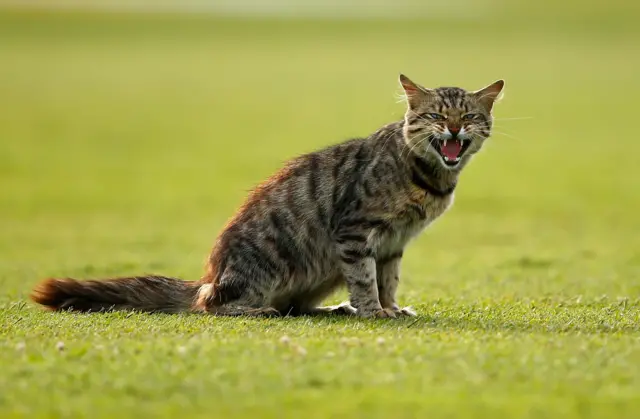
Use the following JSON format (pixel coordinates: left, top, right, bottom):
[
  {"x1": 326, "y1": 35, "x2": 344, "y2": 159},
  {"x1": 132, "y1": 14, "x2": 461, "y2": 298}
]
[{"x1": 30, "y1": 275, "x2": 203, "y2": 313}]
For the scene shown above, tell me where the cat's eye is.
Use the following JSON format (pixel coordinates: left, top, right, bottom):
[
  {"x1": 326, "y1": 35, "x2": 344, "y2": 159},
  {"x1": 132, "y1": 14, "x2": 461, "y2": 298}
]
[
  {"x1": 462, "y1": 113, "x2": 477, "y2": 120},
  {"x1": 427, "y1": 113, "x2": 445, "y2": 120}
]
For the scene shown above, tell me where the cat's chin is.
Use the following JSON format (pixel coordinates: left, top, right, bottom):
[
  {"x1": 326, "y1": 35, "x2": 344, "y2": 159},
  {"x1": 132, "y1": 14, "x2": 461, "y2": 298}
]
[
  {"x1": 437, "y1": 158, "x2": 462, "y2": 170},
  {"x1": 421, "y1": 148, "x2": 463, "y2": 171}
]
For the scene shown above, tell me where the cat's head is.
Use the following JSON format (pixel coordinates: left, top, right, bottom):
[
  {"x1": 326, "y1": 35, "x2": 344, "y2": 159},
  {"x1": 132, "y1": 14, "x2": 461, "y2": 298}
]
[{"x1": 399, "y1": 74, "x2": 504, "y2": 170}]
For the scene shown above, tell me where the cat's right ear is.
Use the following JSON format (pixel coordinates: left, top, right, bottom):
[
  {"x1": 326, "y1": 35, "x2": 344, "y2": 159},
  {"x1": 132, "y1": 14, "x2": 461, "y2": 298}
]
[
  {"x1": 399, "y1": 74, "x2": 430, "y2": 109},
  {"x1": 473, "y1": 80, "x2": 505, "y2": 112}
]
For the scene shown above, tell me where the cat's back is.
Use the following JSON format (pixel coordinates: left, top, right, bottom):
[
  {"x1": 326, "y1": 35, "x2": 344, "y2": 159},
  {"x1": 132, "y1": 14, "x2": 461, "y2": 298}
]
[
  {"x1": 217, "y1": 125, "x2": 405, "y2": 244},
  {"x1": 207, "y1": 136, "x2": 379, "y2": 275}
]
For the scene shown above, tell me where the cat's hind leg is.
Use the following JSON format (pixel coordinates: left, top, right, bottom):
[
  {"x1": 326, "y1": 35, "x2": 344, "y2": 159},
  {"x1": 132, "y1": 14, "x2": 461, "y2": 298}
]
[{"x1": 194, "y1": 280, "x2": 281, "y2": 317}]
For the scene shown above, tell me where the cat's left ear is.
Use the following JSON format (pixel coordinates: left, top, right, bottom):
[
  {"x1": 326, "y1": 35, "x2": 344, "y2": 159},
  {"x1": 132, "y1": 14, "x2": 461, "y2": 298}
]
[
  {"x1": 399, "y1": 74, "x2": 432, "y2": 109},
  {"x1": 473, "y1": 80, "x2": 505, "y2": 111}
]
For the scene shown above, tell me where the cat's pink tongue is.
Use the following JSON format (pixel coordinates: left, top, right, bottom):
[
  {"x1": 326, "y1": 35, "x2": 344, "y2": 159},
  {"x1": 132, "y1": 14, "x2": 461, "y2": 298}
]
[{"x1": 441, "y1": 140, "x2": 462, "y2": 159}]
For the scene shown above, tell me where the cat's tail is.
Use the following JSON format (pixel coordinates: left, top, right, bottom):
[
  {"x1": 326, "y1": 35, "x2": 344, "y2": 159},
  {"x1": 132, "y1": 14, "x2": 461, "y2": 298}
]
[{"x1": 30, "y1": 275, "x2": 204, "y2": 313}]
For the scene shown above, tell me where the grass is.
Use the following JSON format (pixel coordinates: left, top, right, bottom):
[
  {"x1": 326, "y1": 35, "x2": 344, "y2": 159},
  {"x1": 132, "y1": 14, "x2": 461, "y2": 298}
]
[{"x1": 1, "y1": 4, "x2": 640, "y2": 418}]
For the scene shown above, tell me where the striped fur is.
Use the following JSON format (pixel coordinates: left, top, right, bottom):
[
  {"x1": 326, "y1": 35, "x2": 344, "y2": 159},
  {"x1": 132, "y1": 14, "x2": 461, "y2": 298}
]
[{"x1": 31, "y1": 75, "x2": 504, "y2": 318}]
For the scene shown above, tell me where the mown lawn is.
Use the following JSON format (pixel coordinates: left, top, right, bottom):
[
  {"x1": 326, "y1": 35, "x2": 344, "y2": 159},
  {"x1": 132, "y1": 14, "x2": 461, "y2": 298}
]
[{"x1": 1, "y1": 5, "x2": 640, "y2": 418}]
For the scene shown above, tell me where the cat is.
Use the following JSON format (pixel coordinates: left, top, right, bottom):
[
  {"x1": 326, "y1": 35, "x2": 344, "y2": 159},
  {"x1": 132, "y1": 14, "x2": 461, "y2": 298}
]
[{"x1": 30, "y1": 74, "x2": 504, "y2": 318}]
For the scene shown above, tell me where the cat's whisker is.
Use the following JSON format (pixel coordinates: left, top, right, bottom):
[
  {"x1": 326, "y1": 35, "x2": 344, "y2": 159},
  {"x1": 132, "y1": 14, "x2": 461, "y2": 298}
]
[
  {"x1": 401, "y1": 134, "x2": 422, "y2": 159},
  {"x1": 476, "y1": 126, "x2": 520, "y2": 138},
  {"x1": 403, "y1": 133, "x2": 435, "y2": 160},
  {"x1": 467, "y1": 126, "x2": 522, "y2": 141},
  {"x1": 487, "y1": 130, "x2": 524, "y2": 142},
  {"x1": 395, "y1": 92, "x2": 409, "y2": 104},
  {"x1": 491, "y1": 116, "x2": 533, "y2": 121},
  {"x1": 472, "y1": 122, "x2": 523, "y2": 141},
  {"x1": 378, "y1": 124, "x2": 406, "y2": 156}
]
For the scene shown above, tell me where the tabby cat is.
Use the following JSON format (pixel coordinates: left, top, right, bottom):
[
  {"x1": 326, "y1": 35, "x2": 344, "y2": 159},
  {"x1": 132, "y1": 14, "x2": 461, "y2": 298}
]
[{"x1": 31, "y1": 74, "x2": 504, "y2": 318}]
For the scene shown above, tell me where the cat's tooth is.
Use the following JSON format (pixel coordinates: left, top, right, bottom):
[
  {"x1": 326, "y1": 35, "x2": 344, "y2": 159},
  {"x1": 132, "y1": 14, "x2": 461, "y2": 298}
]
[{"x1": 444, "y1": 139, "x2": 448, "y2": 147}]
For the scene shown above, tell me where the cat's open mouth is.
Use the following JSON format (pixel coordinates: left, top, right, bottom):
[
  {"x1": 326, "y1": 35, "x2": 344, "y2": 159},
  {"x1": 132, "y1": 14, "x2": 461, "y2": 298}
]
[{"x1": 433, "y1": 139, "x2": 471, "y2": 166}]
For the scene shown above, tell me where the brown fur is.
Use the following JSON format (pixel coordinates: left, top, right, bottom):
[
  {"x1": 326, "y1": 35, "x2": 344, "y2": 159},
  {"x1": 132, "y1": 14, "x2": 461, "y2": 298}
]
[
  {"x1": 30, "y1": 75, "x2": 504, "y2": 318},
  {"x1": 31, "y1": 276, "x2": 201, "y2": 313}
]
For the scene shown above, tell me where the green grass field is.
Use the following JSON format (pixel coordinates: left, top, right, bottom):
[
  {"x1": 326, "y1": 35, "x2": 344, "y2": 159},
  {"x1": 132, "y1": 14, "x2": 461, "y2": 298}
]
[{"x1": 1, "y1": 4, "x2": 640, "y2": 418}]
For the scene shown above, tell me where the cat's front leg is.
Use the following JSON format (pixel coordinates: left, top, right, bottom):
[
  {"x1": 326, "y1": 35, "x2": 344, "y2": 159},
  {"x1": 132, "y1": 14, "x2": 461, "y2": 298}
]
[
  {"x1": 377, "y1": 253, "x2": 417, "y2": 317},
  {"x1": 337, "y1": 243, "x2": 395, "y2": 318}
]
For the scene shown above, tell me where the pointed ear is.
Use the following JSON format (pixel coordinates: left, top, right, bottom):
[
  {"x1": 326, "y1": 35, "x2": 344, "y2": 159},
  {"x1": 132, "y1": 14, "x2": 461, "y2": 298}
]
[
  {"x1": 473, "y1": 80, "x2": 504, "y2": 111},
  {"x1": 399, "y1": 74, "x2": 430, "y2": 109}
]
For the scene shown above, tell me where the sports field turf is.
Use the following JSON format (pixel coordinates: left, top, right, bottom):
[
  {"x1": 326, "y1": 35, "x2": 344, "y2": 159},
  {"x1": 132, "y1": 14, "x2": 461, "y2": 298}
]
[{"x1": 1, "y1": 3, "x2": 640, "y2": 418}]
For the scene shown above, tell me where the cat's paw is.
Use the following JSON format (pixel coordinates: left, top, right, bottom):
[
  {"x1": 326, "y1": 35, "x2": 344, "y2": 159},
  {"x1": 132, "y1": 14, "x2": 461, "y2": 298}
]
[
  {"x1": 246, "y1": 307, "x2": 281, "y2": 317},
  {"x1": 386, "y1": 304, "x2": 417, "y2": 317},
  {"x1": 332, "y1": 302, "x2": 357, "y2": 315},
  {"x1": 395, "y1": 306, "x2": 417, "y2": 317},
  {"x1": 375, "y1": 308, "x2": 397, "y2": 318},
  {"x1": 358, "y1": 308, "x2": 397, "y2": 318},
  {"x1": 322, "y1": 302, "x2": 357, "y2": 316}
]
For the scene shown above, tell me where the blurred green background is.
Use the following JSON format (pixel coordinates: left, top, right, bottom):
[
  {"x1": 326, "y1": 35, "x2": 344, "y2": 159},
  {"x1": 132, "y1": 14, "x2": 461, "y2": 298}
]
[
  {"x1": 1, "y1": 1, "x2": 640, "y2": 417},
  {"x1": 1, "y1": 0, "x2": 638, "y2": 296}
]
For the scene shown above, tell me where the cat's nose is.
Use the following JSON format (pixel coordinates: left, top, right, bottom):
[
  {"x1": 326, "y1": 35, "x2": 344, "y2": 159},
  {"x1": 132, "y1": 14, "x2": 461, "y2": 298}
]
[{"x1": 448, "y1": 127, "x2": 460, "y2": 138}]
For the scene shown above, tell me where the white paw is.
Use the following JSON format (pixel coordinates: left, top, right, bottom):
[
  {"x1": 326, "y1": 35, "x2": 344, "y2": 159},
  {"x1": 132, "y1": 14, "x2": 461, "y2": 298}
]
[
  {"x1": 396, "y1": 306, "x2": 417, "y2": 317},
  {"x1": 329, "y1": 302, "x2": 357, "y2": 315}
]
